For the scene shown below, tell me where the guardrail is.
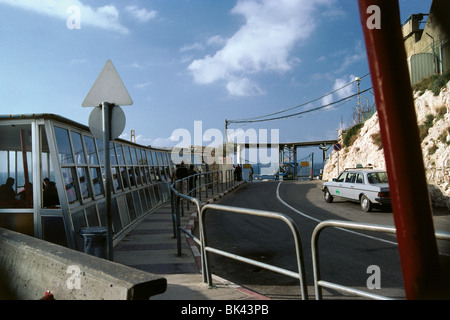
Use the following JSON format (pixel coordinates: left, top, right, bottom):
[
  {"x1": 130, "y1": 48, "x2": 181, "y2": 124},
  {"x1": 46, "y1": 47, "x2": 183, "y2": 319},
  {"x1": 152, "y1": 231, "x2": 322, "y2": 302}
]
[
  {"x1": 311, "y1": 219, "x2": 450, "y2": 300},
  {"x1": 172, "y1": 170, "x2": 235, "y2": 215},
  {"x1": 200, "y1": 204, "x2": 308, "y2": 300},
  {"x1": 170, "y1": 174, "x2": 450, "y2": 300},
  {"x1": 169, "y1": 170, "x2": 308, "y2": 299},
  {"x1": 170, "y1": 170, "x2": 237, "y2": 255}
]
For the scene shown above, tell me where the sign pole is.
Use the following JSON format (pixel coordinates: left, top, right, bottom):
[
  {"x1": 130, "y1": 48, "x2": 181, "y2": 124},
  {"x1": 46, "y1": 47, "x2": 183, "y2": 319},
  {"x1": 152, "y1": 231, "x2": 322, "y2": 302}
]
[
  {"x1": 102, "y1": 102, "x2": 113, "y2": 261},
  {"x1": 83, "y1": 59, "x2": 133, "y2": 261},
  {"x1": 333, "y1": 143, "x2": 342, "y2": 176}
]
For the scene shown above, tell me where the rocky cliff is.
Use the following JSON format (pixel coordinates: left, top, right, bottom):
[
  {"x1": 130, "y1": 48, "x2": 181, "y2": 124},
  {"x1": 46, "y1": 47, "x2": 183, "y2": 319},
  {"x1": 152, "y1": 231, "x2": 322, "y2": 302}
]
[{"x1": 322, "y1": 82, "x2": 450, "y2": 210}]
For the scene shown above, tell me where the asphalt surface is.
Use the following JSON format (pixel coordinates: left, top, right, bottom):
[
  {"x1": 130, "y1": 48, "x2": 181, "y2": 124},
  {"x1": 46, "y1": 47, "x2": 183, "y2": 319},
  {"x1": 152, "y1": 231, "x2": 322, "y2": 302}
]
[{"x1": 201, "y1": 180, "x2": 450, "y2": 299}]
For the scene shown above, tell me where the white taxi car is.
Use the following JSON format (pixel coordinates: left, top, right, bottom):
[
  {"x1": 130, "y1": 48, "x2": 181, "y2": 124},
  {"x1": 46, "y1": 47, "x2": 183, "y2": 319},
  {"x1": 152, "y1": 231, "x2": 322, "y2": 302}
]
[{"x1": 322, "y1": 168, "x2": 391, "y2": 212}]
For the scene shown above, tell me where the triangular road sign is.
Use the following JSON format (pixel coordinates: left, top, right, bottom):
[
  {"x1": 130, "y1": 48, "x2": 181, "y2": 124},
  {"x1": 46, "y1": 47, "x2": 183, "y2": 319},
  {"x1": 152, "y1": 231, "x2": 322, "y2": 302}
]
[{"x1": 82, "y1": 60, "x2": 133, "y2": 107}]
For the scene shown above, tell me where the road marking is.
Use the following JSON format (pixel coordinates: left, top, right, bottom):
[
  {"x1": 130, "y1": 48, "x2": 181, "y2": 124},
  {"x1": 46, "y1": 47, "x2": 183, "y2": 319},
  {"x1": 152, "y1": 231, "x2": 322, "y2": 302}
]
[{"x1": 275, "y1": 181, "x2": 398, "y2": 246}]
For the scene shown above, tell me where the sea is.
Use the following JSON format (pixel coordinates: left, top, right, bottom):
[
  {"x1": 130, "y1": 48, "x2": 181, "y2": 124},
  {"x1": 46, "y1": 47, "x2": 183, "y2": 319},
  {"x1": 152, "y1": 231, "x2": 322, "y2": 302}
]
[{"x1": 241, "y1": 162, "x2": 325, "y2": 181}]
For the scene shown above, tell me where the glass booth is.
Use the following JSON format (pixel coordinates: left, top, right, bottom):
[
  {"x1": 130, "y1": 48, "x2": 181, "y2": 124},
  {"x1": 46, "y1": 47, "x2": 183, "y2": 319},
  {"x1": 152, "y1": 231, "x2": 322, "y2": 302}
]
[{"x1": 0, "y1": 114, "x2": 172, "y2": 251}]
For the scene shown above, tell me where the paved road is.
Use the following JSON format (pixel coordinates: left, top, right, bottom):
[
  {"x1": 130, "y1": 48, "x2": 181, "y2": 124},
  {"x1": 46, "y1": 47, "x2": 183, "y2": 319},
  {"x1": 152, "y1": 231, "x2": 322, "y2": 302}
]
[{"x1": 202, "y1": 180, "x2": 450, "y2": 300}]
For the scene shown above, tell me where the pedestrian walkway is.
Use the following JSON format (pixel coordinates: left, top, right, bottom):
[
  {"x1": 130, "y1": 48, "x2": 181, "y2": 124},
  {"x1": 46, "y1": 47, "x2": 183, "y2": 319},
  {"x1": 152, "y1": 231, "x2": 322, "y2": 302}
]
[{"x1": 113, "y1": 181, "x2": 269, "y2": 300}]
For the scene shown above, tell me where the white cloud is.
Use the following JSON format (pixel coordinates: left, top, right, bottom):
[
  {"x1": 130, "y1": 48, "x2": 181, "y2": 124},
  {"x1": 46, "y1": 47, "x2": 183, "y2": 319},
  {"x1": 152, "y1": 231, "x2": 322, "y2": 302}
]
[
  {"x1": 226, "y1": 77, "x2": 265, "y2": 97},
  {"x1": 135, "y1": 134, "x2": 155, "y2": 146},
  {"x1": 336, "y1": 52, "x2": 365, "y2": 74},
  {"x1": 125, "y1": 5, "x2": 157, "y2": 23},
  {"x1": 180, "y1": 42, "x2": 204, "y2": 53},
  {"x1": 180, "y1": 36, "x2": 226, "y2": 56},
  {"x1": 322, "y1": 6, "x2": 347, "y2": 20},
  {"x1": 187, "y1": 0, "x2": 334, "y2": 96},
  {"x1": 316, "y1": 56, "x2": 326, "y2": 62},
  {"x1": 95, "y1": 5, "x2": 119, "y2": 22},
  {"x1": 321, "y1": 94, "x2": 334, "y2": 108},
  {"x1": 333, "y1": 74, "x2": 356, "y2": 99},
  {"x1": 319, "y1": 74, "x2": 357, "y2": 111},
  {"x1": 334, "y1": 41, "x2": 366, "y2": 73},
  {"x1": 69, "y1": 58, "x2": 87, "y2": 65},
  {"x1": 135, "y1": 81, "x2": 152, "y2": 89},
  {"x1": 150, "y1": 137, "x2": 177, "y2": 148},
  {"x1": 119, "y1": 133, "x2": 173, "y2": 148},
  {"x1": 0, "y1": 0, "x2": 129, "y2": 33},
  {"x1": 127, "y1": 61, "x2": 146, "y2": 69},
  {"x1": 207, "y1": 35, "x2": 227, "y2": 47}
]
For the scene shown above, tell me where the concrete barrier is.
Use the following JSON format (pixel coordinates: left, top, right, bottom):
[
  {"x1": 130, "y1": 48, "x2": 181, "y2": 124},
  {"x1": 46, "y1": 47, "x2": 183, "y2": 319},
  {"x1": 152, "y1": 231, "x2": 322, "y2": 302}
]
[{"x1": 0, "y1": 228, "x2": 166, "y2": 300}]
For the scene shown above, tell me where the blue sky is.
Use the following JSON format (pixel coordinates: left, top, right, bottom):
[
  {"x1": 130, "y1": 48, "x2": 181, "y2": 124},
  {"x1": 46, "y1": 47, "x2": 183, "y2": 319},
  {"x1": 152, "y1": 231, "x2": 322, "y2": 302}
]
[{"x1": 0, "y1": 0, "x2": 432, "y2": 161}]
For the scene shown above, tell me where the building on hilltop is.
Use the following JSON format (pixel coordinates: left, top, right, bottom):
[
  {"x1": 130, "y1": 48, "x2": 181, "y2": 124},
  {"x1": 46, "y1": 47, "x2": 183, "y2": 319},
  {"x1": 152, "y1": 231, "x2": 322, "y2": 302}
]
[{"x1": 402, "y1": 0, "x2": 450, "y2": 85}]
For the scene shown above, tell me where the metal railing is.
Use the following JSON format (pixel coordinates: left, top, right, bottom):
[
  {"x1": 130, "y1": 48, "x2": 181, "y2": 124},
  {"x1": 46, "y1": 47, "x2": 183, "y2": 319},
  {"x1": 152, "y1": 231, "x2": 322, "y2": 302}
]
[
  {"x1": 200, "y1": 204, "x2": 308, "y2": 300},
  {"x1": 170, "y1": 169, "x2": 237, "y2": 255},
  {"x1": 172, "y1": 170, "x2": 234, "y2": 213},
  {"x1": 311, "y1": 219, "x2": 450, "y2": 300},
  {"x1": 171, "y1": 191, "x2": 202, "y2": 257},
  {"x1": 170, "y1": 175, "x2": 450, "y2": 300},
  {"x1": 169, "y1": 170, "x2": 308, "y2": 300}
]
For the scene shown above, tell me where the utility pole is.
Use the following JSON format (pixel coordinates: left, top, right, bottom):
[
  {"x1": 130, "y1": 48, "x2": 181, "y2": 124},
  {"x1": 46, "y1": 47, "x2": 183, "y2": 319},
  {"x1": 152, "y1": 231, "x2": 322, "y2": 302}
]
[
  {"x1": 224, "y1": 119, "x2": 228, "y2": 145},
  {"x1": 310, "y1": 152, "x2": 314, "y2": 180},
  {"x1": 356, "y1": 76, "x2": 361, "y2": 123}
]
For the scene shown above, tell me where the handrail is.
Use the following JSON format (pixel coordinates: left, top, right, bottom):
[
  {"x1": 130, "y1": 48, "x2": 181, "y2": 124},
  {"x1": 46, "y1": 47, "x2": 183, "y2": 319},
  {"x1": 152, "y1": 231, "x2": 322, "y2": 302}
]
[
  {"x1": 169, "y1": 169, "x2": 238, "y2": 283},
  {"x1": 172, "y1": 170, "x2": 232, "y2": 212},
  {"x1": 169, "y1": 169, "x2": 236, "y2": 254},
  {"x1": 170, "y1": 174, "x2": 309, "y2": 299},
  {"x1": 171, "y1": 171, "x2": 450, "y2": 300},
  {"x1": 311, "y1": 219, "x2": 450, "y2": 300},
  {"x1": 200, "y1": 203, "x2": 308, "y2": 300}
]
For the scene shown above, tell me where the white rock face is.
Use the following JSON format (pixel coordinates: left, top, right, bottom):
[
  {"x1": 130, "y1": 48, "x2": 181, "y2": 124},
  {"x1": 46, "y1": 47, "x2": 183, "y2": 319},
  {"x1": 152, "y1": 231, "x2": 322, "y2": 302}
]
[{"x1": 323, "y1": 83, "x2": 450, "y2": 209}]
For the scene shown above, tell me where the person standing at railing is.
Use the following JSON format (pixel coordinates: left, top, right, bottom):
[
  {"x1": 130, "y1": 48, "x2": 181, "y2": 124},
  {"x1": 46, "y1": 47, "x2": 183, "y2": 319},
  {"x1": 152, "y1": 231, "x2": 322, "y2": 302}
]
[
  {"x1": 235, "y1": 164, "x2": 242, "y2": 181},
  {"x1": 176, "y1": 162, "x2": 189, "y2": 194},
  {"x1": 188, "y1": 164, "x2": 198, "y2": 197},
  {"x1": 176, "y1": 162, "x2": 189, "y2": 179}
]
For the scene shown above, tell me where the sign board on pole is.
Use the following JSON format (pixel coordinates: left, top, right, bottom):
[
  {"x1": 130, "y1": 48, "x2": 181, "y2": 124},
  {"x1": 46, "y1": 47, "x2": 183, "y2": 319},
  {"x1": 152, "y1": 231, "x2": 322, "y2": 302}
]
[
  {"x1": 333, "y1": 143, "x2": 342, "y2": 151},
  {"x1": 82, "y1": 60, "x2": 133, "y2": 262},
  {"x1": 82, "y1": 60, "x2": 133, "y2": 107},
  {"x1": 300, "y1": 161, "x2": 309, "y2": 167},
  {"x1": 88, "y1": 104, "x2": 126, "y2": 140}
]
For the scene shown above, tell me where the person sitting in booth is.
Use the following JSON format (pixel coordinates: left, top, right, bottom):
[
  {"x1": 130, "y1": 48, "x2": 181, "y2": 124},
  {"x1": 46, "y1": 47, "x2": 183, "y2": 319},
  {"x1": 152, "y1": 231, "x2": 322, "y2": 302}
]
[{"x1": 0, "y1": 177, "x2": 20, "y2": 208}]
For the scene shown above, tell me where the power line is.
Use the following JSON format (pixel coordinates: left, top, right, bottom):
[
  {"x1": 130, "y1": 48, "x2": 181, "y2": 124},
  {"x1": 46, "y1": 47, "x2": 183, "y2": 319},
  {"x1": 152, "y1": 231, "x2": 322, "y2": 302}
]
[
  {"x1": 228, "y1": 73, "x2": 370, "y2": 124},
  {"x1": 229, "y1": 87, "x2": 373, "y2": 124}
]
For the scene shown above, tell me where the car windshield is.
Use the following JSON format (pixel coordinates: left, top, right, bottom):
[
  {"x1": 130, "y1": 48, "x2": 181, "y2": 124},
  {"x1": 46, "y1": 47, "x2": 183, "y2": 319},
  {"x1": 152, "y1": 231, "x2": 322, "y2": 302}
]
[{"x1": 367, "y1": 172, "x2": 388, "y2": 184}]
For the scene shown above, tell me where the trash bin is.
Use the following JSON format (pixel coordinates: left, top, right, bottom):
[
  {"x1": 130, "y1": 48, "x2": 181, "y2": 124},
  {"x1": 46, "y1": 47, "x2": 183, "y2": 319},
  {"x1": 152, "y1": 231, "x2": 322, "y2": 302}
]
[{"x1": 79, "y1": 227, "x2": 107, "y2": 259}]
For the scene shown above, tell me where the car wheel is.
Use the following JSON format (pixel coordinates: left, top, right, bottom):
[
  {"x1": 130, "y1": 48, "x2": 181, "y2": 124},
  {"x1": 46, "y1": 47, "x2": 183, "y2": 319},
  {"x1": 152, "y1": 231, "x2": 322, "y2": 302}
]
[
  {"x1": 360, "y1": 195, "x2": 372, "y2": 212},
  {"x1": 324, "y1": 188, "x2": 334, "y2": 203}
]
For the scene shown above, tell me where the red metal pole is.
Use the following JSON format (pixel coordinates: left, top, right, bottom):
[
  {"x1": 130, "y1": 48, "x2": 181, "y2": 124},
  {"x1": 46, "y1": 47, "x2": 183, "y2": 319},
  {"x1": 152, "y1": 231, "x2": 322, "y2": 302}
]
[{"x1": 357, "y1": 0, "x2": 440, "y2": 299}]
